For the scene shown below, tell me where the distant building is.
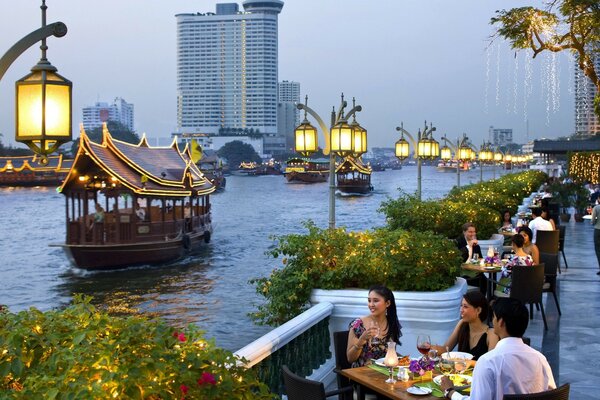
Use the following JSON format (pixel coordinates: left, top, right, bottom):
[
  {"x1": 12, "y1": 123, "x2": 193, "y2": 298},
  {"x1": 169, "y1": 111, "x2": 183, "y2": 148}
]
[
  {"x1": 82, "y1": 97, "x2": 134, "y2": 131},
  {"x1": 489, "y1": 126, "x2": 513, "y2": 146},
  {"x1": 277, "y1": 80, "x2": 300, "y2": 152},
  {"x1": 574, "y1": 49, "x2": 600, "y2": 136},
  {"x1": 176, "y1": 1, "x2": 284, "y2": 137}
]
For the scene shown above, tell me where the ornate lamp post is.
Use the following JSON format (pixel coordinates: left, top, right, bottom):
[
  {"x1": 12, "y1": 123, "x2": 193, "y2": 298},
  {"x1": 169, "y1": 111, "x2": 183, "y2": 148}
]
[
  {"x1": 493, "y1": 148, "x2": 504, "y2": 179},
  {"x1": 294, "y1": 94, "x2": 365, "y2": 229},
  {"x1": 478, "y1": 142, "x2": 494, "y2": 183},
  {"x1": 395, "y1": 121, "x2": 438, "y2": 200},
  {"x1": 0, "y1": 1, "x2": 71, "y2": 165},
  {"x1": 440, "y1": 133, "x2": 473, "y2": 189}
]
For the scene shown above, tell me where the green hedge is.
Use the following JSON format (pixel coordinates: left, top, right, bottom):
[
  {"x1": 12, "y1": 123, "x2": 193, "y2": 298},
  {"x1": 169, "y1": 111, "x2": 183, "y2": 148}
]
[
  {"x1": 0, "y1": 296, "x2": 274, "y2": 400},
  {"x1": 251, "y1": 222, "x2": 461, "y2": 326}
]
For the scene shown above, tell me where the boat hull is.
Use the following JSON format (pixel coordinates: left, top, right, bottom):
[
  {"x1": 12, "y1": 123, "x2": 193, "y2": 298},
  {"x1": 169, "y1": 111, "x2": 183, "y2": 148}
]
[
  {"x1": 59, "y1": 230, "x2": 211, "y2": 270},
  {"x1": 336, "y1": 183, "x2": 373, "y2": 195}
]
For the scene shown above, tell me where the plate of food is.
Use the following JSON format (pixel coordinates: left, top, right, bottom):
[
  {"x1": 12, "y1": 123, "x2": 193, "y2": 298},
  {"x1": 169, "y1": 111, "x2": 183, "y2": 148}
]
[
  {"x1": 441, "y1": 351, "x2": 474, "y2": 360},
  {"x1": 406, "y1": 386, "x2": 433, "y2": 396},
  {"x1": 373, "y1": 355, "x2": 411, "y2": 367},
  {"x1": 433, "y1": 374, "x2": 472, "y2": 387}
]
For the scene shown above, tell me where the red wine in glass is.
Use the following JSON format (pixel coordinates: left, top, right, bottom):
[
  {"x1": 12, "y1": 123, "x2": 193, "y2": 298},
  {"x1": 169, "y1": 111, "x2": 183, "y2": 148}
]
[
  {"x1": 417, "y1": 344, "x2": 431, "y2": 355},
  {"x1": 416, "y1": 334, "x2": 431, "y2": 356}
]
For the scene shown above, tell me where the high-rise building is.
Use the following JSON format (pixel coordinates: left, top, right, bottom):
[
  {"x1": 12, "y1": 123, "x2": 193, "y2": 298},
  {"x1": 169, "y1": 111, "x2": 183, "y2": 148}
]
[
  {"x1": 574, "y1": 51, "x2": 600, "y2": 136},
  {"x1": 82, "y1": 97, "x2": 134, "y2": 131},
  {"x1": 489, "y1": 126, "x2": 513, "y2": 146},
  {"x1": 176, "y1": 1, "x2": 284, "y2": 137},
  {"x1": 277, "y1": 80, "x2": 300, "y2": 151}
]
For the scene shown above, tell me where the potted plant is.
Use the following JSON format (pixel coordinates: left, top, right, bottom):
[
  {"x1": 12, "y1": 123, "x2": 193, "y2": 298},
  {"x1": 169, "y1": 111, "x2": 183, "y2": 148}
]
[
  {"x1": 549, "y1": 181, "x2": 573, "y2": 222},
  {"x1": 573, "y1": 183, "x2": 591, "y2": 222}
]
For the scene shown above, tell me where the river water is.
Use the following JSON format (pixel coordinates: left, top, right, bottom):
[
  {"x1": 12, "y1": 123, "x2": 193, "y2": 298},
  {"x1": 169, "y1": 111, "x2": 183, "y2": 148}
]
[{"x1": 0, "y1": 166, "x2": 507, "y2": 351}]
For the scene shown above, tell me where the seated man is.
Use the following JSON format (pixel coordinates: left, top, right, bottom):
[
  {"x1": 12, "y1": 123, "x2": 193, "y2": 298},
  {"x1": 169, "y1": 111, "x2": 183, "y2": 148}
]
[
  {"x1": 441, "y1": 298, "x2": 556, "y2": 400},
  {"x1": 456, "y1": 222, "x2": 482, "y2": 262},
  {"x1": 527, "y1": 207, "x2": 553, "y2": 244},
  {"x1": 135, "y1": 203, "x2": 146, "y2": 221}
]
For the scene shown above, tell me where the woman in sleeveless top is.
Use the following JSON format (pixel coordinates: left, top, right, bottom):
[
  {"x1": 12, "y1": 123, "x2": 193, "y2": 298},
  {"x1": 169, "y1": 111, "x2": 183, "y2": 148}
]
[
  {"x1": 434, "y1": 291, "x2": 498, "y2": 361},
  {"x1": 519, "y1": 226, "x2": 540, "y2": 264}
]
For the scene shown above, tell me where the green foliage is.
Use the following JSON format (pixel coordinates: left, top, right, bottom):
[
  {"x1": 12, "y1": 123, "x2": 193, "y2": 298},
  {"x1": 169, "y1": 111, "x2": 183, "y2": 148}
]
[
  {"x1": 251, "y1": 222, "x2": 462, "y2": 326},
  {"x1": 0, "y1": 295, "x2": 274, "y2": 400},
  {"x1": 380, "y1": 194, "x2": 501, "y2": 240},
  {"x1": 217, "y1": 140, "x2": 262, "y2": 167},
  {"x1": 0, "y1": 134, "x2": 35, "y2": 157}
]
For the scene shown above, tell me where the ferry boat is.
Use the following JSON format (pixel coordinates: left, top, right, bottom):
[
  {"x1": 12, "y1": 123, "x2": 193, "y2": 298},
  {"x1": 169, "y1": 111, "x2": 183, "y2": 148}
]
[
  {"x1": 0, "y1": 154, "x2": 73, "y2": 187},
  {"x1": 335, "y1": 157, "x2": 373, "y2": 195},
  {"x1": 198, "y1": 150, "x2": 226, "y2": 191},
  {"x1": 284, "y1": 157, "x2": 329, "y2": 183},
  {"x1": 436, "y1": 160, "x2": 470, "y2": 172},
  {"x1": 55, "y1": 124, "x2": 215, "y2": 270}
]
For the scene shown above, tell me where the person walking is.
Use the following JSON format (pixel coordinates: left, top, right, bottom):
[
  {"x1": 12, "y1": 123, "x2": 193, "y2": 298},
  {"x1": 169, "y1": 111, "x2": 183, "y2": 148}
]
[{"x1": 592, "y1": 202, "x2": 600, "y2": 275}]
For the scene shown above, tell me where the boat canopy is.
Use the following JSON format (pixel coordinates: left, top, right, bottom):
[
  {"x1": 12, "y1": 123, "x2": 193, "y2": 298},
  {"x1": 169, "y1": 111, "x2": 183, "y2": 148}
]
[{"x1": 335, "y1": 157, "x2": 372, "y2": 174}]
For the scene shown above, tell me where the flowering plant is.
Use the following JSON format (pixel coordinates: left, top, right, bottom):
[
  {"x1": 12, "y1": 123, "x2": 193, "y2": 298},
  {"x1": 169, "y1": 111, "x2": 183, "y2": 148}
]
[
  {"x1": 484, "y1": 256, "x2": 500, "y2": 265},
  {"x1": 408, "y1": 357, "x2": 435, "y2": 376}
]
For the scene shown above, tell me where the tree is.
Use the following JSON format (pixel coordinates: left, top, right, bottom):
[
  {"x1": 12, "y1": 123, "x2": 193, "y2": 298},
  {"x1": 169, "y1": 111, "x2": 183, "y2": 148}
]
[
  {"x1": 71, "y1": 121, "x2": 140, "y2": 154},
  {"x1": 0, "y1": 133, "x2": 34, "y2": 157},
  {"x1": 491, "y1": 1, "x2": 600, "y2": 117},
  {"x1": 217, "y1": 140, "x2": 262, "y2": 168}
]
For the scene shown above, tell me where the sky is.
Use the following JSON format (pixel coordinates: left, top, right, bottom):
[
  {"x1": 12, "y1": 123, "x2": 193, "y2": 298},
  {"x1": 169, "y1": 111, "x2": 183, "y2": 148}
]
[{"x1": 0, "y1": 0, "x2": 576, "y2": 150}]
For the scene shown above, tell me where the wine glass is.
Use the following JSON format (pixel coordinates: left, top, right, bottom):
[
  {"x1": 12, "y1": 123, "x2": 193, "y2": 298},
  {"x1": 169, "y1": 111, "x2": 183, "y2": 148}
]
[
  {"x1": 454, "y1": 359, "x2": 467, "y2": 375},
  {"x1": 370, "y1": 321, "x2": 380, "y2": 346},
  {"x1": 416, "y1": 334, "x2": 431, "y2": 359},
  {"x1": 439, "y1": 358, "x2": 454, "y2": 376}
]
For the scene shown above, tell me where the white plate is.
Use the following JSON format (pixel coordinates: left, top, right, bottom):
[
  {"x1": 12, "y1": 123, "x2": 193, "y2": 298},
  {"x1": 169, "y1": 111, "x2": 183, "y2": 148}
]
[
  {"x1": 433, "y1": 374, "x2": 472, "y2": 387},
  {"x1": 407, "y1": 386, "x2": 432, "y2": 396},
  {"x1": 441, "y1": 351, "x2": 474, "y2": 360},
  {"x1": 374, "y1": 358, "x2": 386, "y2": 367}
]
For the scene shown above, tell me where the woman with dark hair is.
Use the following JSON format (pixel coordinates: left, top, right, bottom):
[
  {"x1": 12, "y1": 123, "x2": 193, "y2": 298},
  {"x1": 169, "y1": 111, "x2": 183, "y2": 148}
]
[
  {"x1": 540, "y1": 206, "x2": 556, "y2": 230},
  {"x1": 518, "y1": 226, "x2": 540, "y2": 264},
  {"x1": 500, "y1": 209, "x2": 513, "y2": 231},
  {"x1": 347, "y1": 285, "x2": 403, "y2": 367},
  {"x1": 498, "y1": 234, "x2": 535, "y2": 296},
  {"x1": 434, "y1": 291, "x2": 498, "y2": 360}
]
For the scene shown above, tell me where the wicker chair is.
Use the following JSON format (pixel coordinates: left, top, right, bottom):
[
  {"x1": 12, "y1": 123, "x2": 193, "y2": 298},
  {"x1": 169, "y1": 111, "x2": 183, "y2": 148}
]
[
  {"x1": 282, "y1": 365, "x2": 353, "y2": 400},
  {"x1": 539, "y1": 252, "x2": 562, "y2": 315},
  {"x1": 535, "y1": 230, "x2": 560, "y2": 273},
  {"x1": 333, "y1": 331, "x2": 363, "y2": 400},
  {"x1": 503, "y1": 383, "x2": 570, "y2": 400},
  {"x1": 558, "y1": 225, "x2": 568, "y2": 270}
]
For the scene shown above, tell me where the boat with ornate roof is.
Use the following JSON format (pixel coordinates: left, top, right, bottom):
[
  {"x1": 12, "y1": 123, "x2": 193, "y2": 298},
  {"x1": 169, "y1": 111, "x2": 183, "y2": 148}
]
[
  {"x1": 0, "y1": 154, "x2": 73, "y2": 187},
  {"x1": 283, "y1": 157, "x2": 329, "y2": 183},
  {"x1": 436, "y1": 160, "x2": 470, "y2": 172},
  {"x1": 335, "y1": 157, "x2": 373, "y2": 195},
  {"x1": 54, "y1": 124, "x2": 215, "y2": 270}
]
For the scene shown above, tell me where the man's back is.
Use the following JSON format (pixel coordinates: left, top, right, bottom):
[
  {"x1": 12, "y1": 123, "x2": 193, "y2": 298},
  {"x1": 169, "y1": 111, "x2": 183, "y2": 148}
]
[
  {"x1": 469, "y1": 337, "x2": 555, "y2": 400},
  {"x1": 528, "y1": 217, "x2": 553, "y2": 243}
]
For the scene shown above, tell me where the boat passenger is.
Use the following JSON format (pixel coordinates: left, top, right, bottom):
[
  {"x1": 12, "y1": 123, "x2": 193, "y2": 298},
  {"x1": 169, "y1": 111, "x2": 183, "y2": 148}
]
[
  {"x1": 433, "y1": 291, "x2": 498, "y2": 361},
  {"x1": 518, "y1": 226, "x2": 540, "y2": 265},
  {"x1": 347, "y1": 285, "x2": 402, "y2": 368},
  {"x1": 88, "y1": 203, "x2": 105, "y2": 231},
  {"x1": 135, "y1": 203, "x2": 146, "y2": 221}
]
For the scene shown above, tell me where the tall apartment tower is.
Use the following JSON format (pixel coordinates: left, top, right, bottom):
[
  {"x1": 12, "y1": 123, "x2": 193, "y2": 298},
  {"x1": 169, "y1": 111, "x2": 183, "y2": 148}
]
[
  {"x1": 82, "y1": 97, "x2": 134, "y2": 131},
  {"x1": 278, "y1": 80, "x2": 300, "y2": 151},
  {"x1": 574, "y1": 50, "x2": 600, "y2": 136},
  {"x1": 176, "y1": 1, "x2": 284, "y2": 136},
  {"x1": 489, "y1": 126, "x2": 513, "y2": 146}
]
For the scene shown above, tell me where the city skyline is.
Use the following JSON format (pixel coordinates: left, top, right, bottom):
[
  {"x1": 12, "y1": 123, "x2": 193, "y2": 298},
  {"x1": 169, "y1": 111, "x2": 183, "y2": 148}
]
[{"x1": 0, "y1": 0, "x2": 577, "y2": 150}]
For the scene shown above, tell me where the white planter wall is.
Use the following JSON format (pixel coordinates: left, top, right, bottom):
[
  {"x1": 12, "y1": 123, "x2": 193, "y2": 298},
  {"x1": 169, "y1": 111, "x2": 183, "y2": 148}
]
[{"x1": 310, "y1": 278, "x2": 467, "y2": 358}]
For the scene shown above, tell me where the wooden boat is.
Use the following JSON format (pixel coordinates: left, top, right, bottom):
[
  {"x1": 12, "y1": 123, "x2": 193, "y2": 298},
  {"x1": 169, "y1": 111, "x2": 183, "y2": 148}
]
[
  {"x1": 198, "y1": 150, "x2": 226, "y2": 191},
  {"x1": 231, "y1": 161, "x2": 259, "y2": 176},
  {"x1": 0, "y1": 154, "x2": 73, "y2": 187},
  {"x1": 55, "y1": 124, "x2": 215, "y2": 270},
  {"x1": 436, "y1": 160, "x2": 470, "y2": 172},
  {"x1": 284, "y1": 157, "x2": 329, "y2": 183},
  {"x1": 336, "y1": 157, "x2": 373, "y2": 195}
]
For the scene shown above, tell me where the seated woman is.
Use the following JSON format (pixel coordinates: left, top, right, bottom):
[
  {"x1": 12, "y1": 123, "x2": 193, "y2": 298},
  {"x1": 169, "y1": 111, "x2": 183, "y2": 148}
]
[
  {"x1": 347, "y1": 285, "x2": 402, "y2": 368},
  {"x1": 519, "y1": 226, "x2": 540, "y2": 265},
  {"x1": 434, "y1": 291, "x2": 498, "y2": 361},
  {"x1": 541, "y1": 206, "x2": 556, "y2": 230},
  {"x1": 498, "y1": 234, "x2": 534, "y2": 296},
  {"x1": 499, "y1": 209, "x2": 514, "y2": 231}
]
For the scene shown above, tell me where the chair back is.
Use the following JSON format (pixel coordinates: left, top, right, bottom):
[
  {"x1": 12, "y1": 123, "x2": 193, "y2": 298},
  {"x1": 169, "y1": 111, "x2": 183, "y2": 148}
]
[
  {"x1": 333, "y1": 331, "x2": 353, "y2": 400},
  {"x1": 510, "y1": 264, "x2": 545, "y2": 304},
  {"x1": 535, "y1": 230, "x2": 559, "y2": 254},
  {"x1": 503, "y1": 383, "x2": 570, "y2": 400},
  {"x1": 539, "y1": 252, "x2": 559, "y2": 280},
  {"x1": 558, "y1": 226, "x2": 565, "y2": 251},
  {"x1": 282, "y1": 365, "x2": 326, "y2": 400}
]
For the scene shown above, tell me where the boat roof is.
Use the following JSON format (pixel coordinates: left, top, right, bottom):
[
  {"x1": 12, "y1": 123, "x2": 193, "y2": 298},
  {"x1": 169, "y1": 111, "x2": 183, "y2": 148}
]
[
  {"x1": 59, "y1": 124, "x2": 214, "y2": 197},
  {"x1": 336, "y1": 157, "x2": 372, "y2": 174},
  {"x1": 0, "y1": 154, "x2": 72, "y2": 173},
  {"x1": 287, "y1": 157, "x2": 329, "y2": 164}
]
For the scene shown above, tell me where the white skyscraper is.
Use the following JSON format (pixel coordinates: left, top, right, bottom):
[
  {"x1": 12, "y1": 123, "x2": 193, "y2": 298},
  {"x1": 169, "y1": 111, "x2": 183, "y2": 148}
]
[
  {"x1": 82, "y1": 97, "x2": 134, "y2": 131},
  {"x1": 489, "y1": 126, "x2": 513, "y2": 146},
  {"x1": 277, "y1": 80, "x2": 300, "y2": 151},
  {"x1": 176, "y1": 1, "x2": 284, "y2": 136},
  {"x1": 574, "y1": 51, "x2": 600, "y2": 136}
]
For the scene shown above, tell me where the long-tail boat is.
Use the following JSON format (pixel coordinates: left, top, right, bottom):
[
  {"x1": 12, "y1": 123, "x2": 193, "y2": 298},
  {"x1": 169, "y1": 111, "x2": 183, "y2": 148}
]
[
  {"x1": 335, "y1": 156, "x2": 373, "y2": 195},
  {"x1": 56, "y1": 124, "x2": 215, "y2": 270},
  {"x1": 0, "y1": 154, "x2": 73, "y2": 187}
]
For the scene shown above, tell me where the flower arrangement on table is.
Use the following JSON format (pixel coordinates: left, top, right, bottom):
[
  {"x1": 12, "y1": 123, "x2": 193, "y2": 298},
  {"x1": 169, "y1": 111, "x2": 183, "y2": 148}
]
[
  {"x1": 484, "y1": 255, "x2": 500, "y2": 266},
  {"x1": 409, "y1": 357, "x2": 436, "y2": 378}
]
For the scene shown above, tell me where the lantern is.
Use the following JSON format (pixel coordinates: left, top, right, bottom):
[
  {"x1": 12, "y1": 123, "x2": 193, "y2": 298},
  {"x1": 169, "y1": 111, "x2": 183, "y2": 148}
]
[
  {"x1": 330, "y1": 120, "x2": 354, "y2": 157},
  {"x1": 440, "y1": 145, "x2": 452, "y2": 160},
  {"x1": 395, "y1": 136, "x2": 410, "y2": 160},
  {"x1": 294, "y1": 119, "x2": 318, "y2": 156},
  {"x1": 351, "y1": 121, "x2": 367, "y2": 156}
]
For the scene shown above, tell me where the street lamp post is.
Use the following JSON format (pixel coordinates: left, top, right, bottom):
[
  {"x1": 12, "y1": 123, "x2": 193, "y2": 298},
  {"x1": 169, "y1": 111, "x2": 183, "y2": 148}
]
[
  {"x1": 493, "y1": 148, "x2": 504, "y2": 180},
  {"x1": 0, "y1": 0, "x2": 71, "y2": 164},
  {"x1": 440, "y1": 133, "x2": 473, "y2": 189},
  {"x1": 478, "y1": 142, "x2": 493, "y2": 183},
  {"x1": 295, "y1": 94, "x2": 364, "y2": 229},
  {"x1": 395, "y1": 121, "x2": 438, "y2": 200}
]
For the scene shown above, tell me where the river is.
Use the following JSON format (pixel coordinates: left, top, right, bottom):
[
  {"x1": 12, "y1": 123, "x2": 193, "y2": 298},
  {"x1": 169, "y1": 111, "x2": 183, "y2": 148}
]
[{"x1": 0, "y1": 166, "x2": 508, "y2": 351}]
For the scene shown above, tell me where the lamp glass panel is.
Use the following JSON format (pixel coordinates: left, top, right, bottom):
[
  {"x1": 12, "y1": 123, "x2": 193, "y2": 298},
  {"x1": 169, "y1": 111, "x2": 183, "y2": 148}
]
[
  {"x1": 17, "y1": 84, "x2": 42, "y2": 138},
  {"x1": 295, "y1": 123, "x2": 317, "y2": 154},
  {"x1": 44, "y1": 84, "x2": 71, "y2": 138},
  {"x1": 431, "y1": 141, "x2": 440, "y2": 158},
  {"x1": 505, "y1": 154, "x2": 512, "y2": 162},
  {"x1": 441, "y1": 146, "x2": 452, "y2": 160},
  {"x1": 458, "y1": 147, "x2": 469, "y2": 160},
  {"x1": 330, "y1": 123, "x2": 353, "y2": 155},
  {"x1": 353, "y1": 126, "x2": 367, "y2": 155},
  {"x1": 395, "y1": 139, "x2": 409, "y2": 159},
  {"x1": 494, "y1": 152, "x2": 503, "y2": 161}
]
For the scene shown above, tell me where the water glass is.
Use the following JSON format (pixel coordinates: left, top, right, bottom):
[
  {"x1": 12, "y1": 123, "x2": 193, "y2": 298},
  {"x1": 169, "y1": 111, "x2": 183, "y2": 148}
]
[
  {"x1": 370, "y1": 321, "x2": 380, "y2": 346},
  {"x1": 454, "y1": 359, "x2": 467, "y2": 374}
]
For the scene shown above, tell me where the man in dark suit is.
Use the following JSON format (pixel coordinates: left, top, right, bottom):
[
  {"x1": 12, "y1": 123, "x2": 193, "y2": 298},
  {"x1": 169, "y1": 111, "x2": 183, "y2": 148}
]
[{"x1": 456, "y1": 222, "x2": 483, "y2": 262}]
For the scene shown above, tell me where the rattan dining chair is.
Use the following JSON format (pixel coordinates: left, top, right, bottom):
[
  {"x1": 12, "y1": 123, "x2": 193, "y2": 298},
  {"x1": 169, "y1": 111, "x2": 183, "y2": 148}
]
[
  {"x1": 539, "y1": 252, "x2": 562, "y2": 315},
  {"x1": 503, "y1": 383, "x2": 570, "y2": 400},
  {"x1": 558, "y1": 225, "x2": 568, "y2": 270},
  {"x1": 535, "y1": 230, "x2": 560, "y2": 273},
  {"x1": 333, "y1": 331, "x2": 362, "y2": 400},
  {"x1": 282, "y1": 365, "x2": 353, "y2": 400}
]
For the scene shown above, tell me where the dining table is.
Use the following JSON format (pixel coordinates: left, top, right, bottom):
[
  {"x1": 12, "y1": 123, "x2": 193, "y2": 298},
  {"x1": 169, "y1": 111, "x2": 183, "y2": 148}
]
[{"x1": 461, "y1": 262, "x2": 503, "y2": 301}]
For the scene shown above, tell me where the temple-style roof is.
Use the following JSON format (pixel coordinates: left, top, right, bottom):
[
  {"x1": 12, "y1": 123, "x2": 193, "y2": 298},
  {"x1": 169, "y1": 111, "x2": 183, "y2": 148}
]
[
  {"x1": 336, "y1": 157, "x2": 372, "y2": 175},
  {"x1": 59, "y1": 124, "x2": 214, "y2": 197},
  {"x1": 0, "y1": 154, "x2": 72, "y2": 173}
]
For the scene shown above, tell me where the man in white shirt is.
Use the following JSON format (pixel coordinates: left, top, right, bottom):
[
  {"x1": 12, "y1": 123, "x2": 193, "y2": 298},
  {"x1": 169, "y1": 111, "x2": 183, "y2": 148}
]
[
  {"x1": 527, "y1": 208, "x2": 553, "y2": 243},
  {"x1": 440, "y1": 298, "x2": 556, "y2": 400}
]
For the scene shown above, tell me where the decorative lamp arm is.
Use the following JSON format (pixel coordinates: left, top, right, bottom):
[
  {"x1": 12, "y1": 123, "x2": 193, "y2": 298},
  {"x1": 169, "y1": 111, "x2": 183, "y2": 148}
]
[
  {"x1": 395, "y1": 125, "x2": 417, "y2": 148},
  {"x1": 297, "y1": 103, "x2": 331, "y2": 155},
  {"x1": 440, "y1": 136, "x2": 457, "y2": 153}
]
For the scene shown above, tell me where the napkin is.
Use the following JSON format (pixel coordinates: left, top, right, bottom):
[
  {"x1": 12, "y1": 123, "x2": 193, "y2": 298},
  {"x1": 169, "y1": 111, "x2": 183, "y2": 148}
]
[{"x1": 414, "y1": 382, "x2": 443, "y2": 398}]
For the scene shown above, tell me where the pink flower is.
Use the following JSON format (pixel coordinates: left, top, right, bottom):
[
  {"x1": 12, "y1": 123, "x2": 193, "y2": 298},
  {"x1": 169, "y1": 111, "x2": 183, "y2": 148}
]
[
  {"x1": 178, "y1": 332, "x2": 186, "y2": 342},
  {"x1": 180, "y1": 384, "x2": 189, "y2": 394},
  {"x1": 197, "y1": 372, "x2": 216, "y2": 386}
]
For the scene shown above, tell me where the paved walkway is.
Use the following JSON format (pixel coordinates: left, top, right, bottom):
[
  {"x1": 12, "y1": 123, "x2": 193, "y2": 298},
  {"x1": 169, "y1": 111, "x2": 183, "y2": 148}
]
[{"x1": 526, "y1": 218, "x2": 600, "y2": 400}]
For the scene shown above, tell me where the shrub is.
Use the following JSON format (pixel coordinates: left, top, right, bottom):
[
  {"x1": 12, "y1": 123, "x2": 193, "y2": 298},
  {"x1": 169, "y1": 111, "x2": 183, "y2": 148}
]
[
  {"x1": 251, "y1": 222, "x2": 462, "y2": 326},
  {"x1": 379, "y1": 194, "x2": 500, "y2": 240},
  {"x1": 0, "y1": 296, "x2": 274, "y2": 400}
]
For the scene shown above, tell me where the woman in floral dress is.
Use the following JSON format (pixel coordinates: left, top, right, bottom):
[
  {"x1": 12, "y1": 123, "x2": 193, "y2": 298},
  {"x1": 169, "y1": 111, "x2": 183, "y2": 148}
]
[
  {"x1": 499, "y1": 234, "x2": 534, "y2": 295},
  {"x1": 346, "y1": 285, "x2": 402, "y2": 368}
]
